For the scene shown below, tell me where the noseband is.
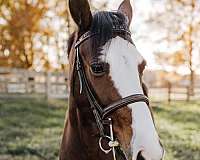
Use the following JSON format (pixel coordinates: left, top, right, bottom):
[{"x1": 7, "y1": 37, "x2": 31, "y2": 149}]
[{"x1": 74, "y1": 28, "x2": 149, "y2": 160}]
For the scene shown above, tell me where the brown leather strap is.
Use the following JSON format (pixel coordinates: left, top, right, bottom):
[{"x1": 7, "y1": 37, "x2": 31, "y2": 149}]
[
  {"x1": 102, "y1": 94, "x2": 149, "y2": 119},
  {"x1": 75, "y1": 27, "x2": 131, "y2": 48},
  {"x1": 75, "y1": 31, "x2": 97, "y2": 48}
]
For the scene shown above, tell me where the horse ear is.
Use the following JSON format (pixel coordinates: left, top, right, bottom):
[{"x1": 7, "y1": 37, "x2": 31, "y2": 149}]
[
  {"x1": 69, "y1": 0, "x2": 92, "y2": 32},
  {"x1": 118, "y1": 0, "x2": 133, "y2": 26}
]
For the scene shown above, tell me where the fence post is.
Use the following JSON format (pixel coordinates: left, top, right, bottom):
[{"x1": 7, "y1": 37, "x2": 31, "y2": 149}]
[
  {"x1": 186, "y1": 86, "x2": 190, "y2": 102},
  {"x1": 46, "y1": 71, "x2": 51, "y2": 100},
  {"x1": 25, "y1": 71, "x2": 29, "y2": 94},
  {"x1": 167, "y1": 82, "x2": 172, "y2": 104},
  {"x1": 5, "y1": 81, "x2": 8, "y2": 93}
]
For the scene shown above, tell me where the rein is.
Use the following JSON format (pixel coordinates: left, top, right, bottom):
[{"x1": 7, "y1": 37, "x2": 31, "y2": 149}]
[{"x1": 74, "y1": 29, "x2": 149, "y2": 160}]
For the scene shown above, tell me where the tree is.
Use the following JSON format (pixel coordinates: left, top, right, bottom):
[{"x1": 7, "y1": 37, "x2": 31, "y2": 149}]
[
  {"x1": 0, "y1": 0, "x2": 108, "y2": 70},
  {"x1": 0, "y1": 0, "x2": 51, "y2": 68},
  {"x1": 146, "y1": 0, "x2": 200, "y2": 93}
]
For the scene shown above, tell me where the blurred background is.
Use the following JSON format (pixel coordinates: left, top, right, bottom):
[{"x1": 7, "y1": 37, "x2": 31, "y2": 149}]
[{"x1": 0, "y1": 0, "x2": 199, "y2": 160}]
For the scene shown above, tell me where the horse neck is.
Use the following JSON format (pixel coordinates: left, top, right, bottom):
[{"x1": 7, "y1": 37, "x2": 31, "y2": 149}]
[
  {"x1": 60, "y1": 94, "x2": 90, "y2": 160},
  {"x1": 69, "y1": 80, "x2": 98, "y2": 142}
]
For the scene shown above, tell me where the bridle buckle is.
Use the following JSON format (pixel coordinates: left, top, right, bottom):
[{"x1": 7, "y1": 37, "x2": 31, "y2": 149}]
[
  {"x1": 99, "y1": 136, "x2": 112, "y2": 154},
  {"x1": 99, "y1": 118, "x2": 120, "y2": 160},
  {"x1": 109, "y1": 140, "x2": 119, "y2": 148}
]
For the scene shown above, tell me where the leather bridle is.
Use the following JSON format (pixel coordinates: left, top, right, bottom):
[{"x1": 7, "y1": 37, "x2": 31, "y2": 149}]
[{"x1": 74, "y1": 28, "x2": 149, "y2": 160}]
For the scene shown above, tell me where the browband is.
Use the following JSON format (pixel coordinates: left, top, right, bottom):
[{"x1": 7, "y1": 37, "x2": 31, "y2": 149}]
[{"x1": 75, "y1": 28, "x2": 131, "y2": 48}]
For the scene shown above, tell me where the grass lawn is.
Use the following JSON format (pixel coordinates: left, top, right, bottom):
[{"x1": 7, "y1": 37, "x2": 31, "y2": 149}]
[
  {"x1": 154, "y1": 101, "x2": 200, "y2": 160},
  {"x1": 0, "y1": 98, "x2": 199, "y2": 160},
  {"x1": 0, "y1": 98, "x2": 67, "y2": 160}
]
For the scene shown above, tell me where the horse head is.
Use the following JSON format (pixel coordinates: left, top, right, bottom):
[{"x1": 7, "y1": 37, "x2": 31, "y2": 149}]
[{"x1": 60, "y1": 0, "x2": 165, "y2": 160}]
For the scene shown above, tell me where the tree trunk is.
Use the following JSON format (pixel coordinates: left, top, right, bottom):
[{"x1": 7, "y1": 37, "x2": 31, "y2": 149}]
[{"x1": 188, "y1": 0, "x2": 196, "y2": 96}]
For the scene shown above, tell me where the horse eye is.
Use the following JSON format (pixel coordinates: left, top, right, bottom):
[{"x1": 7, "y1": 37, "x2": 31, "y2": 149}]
[{"x1": 90, "y1": 62, "x2": 107, "y2": 76}]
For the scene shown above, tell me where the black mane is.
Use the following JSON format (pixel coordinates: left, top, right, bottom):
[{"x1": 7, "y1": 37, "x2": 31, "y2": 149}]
[{"x1": 89, "y1": 11, "x2": 129, "y2": 58}]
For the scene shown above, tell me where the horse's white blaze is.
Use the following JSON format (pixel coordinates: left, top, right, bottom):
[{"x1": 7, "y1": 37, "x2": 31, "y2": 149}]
[{"x1": 102, "y1": 37, "x2": 164, "y2": 160}]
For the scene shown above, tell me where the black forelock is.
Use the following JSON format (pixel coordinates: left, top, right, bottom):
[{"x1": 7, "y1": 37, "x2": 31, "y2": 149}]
[
  {"x1": 89, "y1": 11, "x2": 129, "y2": 59},
  {"x1": 90, "y1": 11, "x2": 127, "y2": 45}
]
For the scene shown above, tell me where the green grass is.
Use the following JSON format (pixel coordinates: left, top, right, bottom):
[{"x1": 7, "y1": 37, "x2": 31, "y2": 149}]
[
  {"x1": 153, "y1": 101, "x2": 200, "y2": 160},
  {"x1": 0, "y1": 98, "x2": 67, "y2": 160},
  {"x1": 0, "y1": 98, "x2": 199, "y2": 160}
]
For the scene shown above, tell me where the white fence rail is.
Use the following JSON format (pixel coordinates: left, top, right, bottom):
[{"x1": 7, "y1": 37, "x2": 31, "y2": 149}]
[
  {"x1": 0, "y1": 68, "x2": 68, "y2": 99},
  {"x1": 0, "y1": 68, "x2": 200, "y2": 101},
  {"x1": 149, "y1": 87, "x2": 200, "y2": 102}
]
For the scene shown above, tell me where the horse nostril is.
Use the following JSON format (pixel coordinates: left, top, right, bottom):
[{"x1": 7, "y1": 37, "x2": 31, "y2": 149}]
[{"x1": 136, "y1": 151, "x2": 145, "y2": 160}]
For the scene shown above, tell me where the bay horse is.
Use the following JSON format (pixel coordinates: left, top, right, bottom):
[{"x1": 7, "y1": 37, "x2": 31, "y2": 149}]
[{"x1": 60, "y1": 0, "x2": 164, "y2": 160}]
